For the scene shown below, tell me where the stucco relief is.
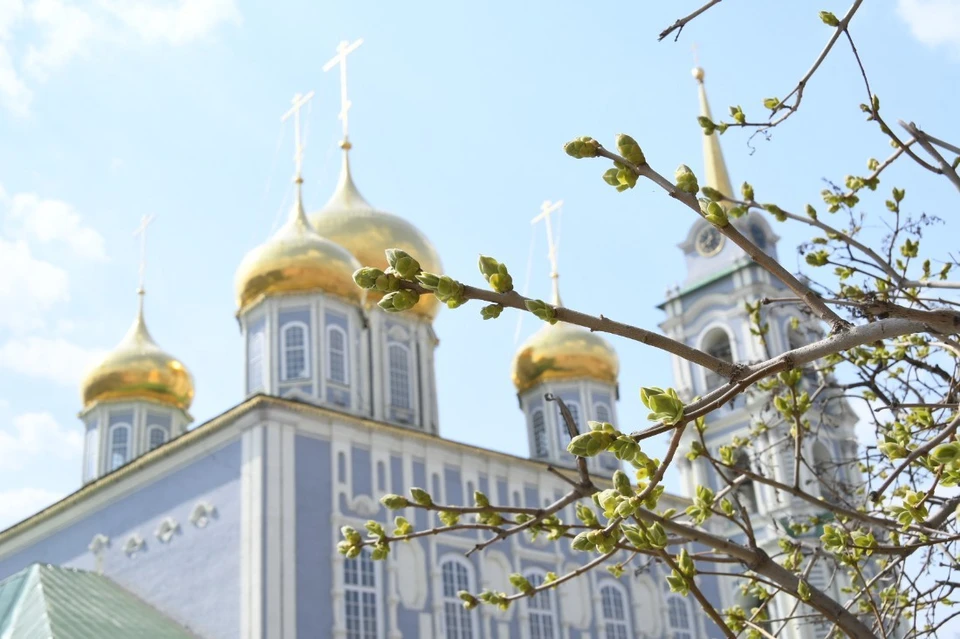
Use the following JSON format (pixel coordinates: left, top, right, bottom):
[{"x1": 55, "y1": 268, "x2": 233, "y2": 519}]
[
  {"x1": 631, "y1": 572, "x2": 662, "y2": 637},
  {"x1": 349, "y1": 494, "x2": 379, "y2": 517},
  {"x1": 123, "y1": 534, "x2": 145, "y2": 557},
  {"x1": 558, "y1": 561, "x2": 591, "y2": 629},
  {"x1": 155, "y1": 517, "x2": 180, "y2": 543},
  {"x1": 190, "y1": 501, "x2": 217, "y2": 528},
  {"x1": 394, "y1": 539, "x2": 428, "y2": 609}
]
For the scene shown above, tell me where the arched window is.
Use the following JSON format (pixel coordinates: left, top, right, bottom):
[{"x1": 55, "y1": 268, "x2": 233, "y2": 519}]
[
  {"x1": 556, "y1": 401, "x2": 581, "y2": 452},
  {"x1": 147, "y1": 426, "x2": 168, "y2": 451},
  {"x1": 600, "y1": 583, "x2": 631, "y2": 639},
  {"x1": 702, "y1": 328, "x2": 733, "y2": 391},
  {"x1": 531, "y1": 409, "x2": 548, "y2": 458},
  {"x1": 248, "y1": 330, "x2": 264, "y2": 392},
  {"x1": 595, "y1": 402, "x2": 611, "y2": 425},
  {"x1": 280, "y1": 322, "x2": 310, "y2": 381},
  {"x1": 813, "y1": 441, "x2": 839, "y2": 504},
  {"x1": 727, "y1": 450, "x2": 758, "y2": 513},
  {"x1": 109, "y1": 424, "x2": 130, "y2": 471},
  {"x1": 667, "y1": 596, "x2": 693, "y2": 639},
  {"x1": 327, "y1": 325, "x2": 349, "y2": 385},
  {"x1": 343, "y1": 548, "x2": 378, "y2": 639},
  {"x1": 525, "y1": 571, "x2": 558, "y2": 639},
  {"x1": 388, "y1": 343, "x2": 412, "y2": 410},
  {"x1": 440, "y1": 558, "x2": 477, "y2": 639}
]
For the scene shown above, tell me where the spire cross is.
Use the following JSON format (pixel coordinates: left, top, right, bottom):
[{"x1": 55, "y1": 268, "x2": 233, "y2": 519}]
[
  {"x1": 132, "y1": 213, "x2": 155, "y2": 297},
  {"x1": 531, "y1": 199, "x2": 563, "y2": 304},
  {"x1": 281, "y1": 91, "x2": 315, "y2": 180},
  {"x1": 323, "y1": 38, "x2": 363, "y2": 144}
]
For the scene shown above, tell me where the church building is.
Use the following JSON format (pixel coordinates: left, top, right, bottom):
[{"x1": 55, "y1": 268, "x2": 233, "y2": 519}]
[{"x1": 0, "y1": 54, "x2": 859, "y2": 639}]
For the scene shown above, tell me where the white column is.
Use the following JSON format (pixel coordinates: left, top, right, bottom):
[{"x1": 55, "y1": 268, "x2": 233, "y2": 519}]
[{"x1": 241, "y1": 425, "x2": 265, "y2": 639}]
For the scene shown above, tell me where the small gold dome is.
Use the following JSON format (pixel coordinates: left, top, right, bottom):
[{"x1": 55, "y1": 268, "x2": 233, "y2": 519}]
[
  {"x1": 512, "y1": 320, "x2": 620, "y2": 393},
  {"x1": 81, "y1": 296, "x2": 194, "y2": 411},
  {"x1": 235, "y1": 182, "x2": 364, "y2": 312},
  {"x1": 310, "y1": 153, "x2": 442, "y2": 320}
]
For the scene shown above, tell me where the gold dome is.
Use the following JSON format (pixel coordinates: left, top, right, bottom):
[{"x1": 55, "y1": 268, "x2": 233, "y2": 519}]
[
  {"x1": 310, "y1": 151, "x2": 443, "y2": 320},
  {"x1": 81, "y1": 295, "x2": 194, "y2": 411},
  {"x1": 512, "y1": 320, "x2": 620, "y2": 393},
  {"x1": 235, "y1": 181, "x2": 364, "y2": 312}
]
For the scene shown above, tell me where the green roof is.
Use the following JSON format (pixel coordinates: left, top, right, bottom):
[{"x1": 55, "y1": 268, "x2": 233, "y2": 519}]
[{"x1": 0, "y1": 563, "x2": 196, "y2": 638}]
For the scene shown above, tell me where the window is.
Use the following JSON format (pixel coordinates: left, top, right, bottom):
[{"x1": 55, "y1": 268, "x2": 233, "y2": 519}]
[
  {"x1": 388, "y1": 344, "x2": 412, "y2": 410},
  {"x1": 148, "y1": 426, "x2": 168, "y2": 451},
  {"x1": 725, "y1": 450, "x2": 758, "y2": 513},
  {"x1": 109, "y1": 424, "x2": 130, "y2": 471},
  {"x1": 531, "y1": 410, "x2": 548, "y2": 458},
  {"x1": 344, "y1": 549, "x2": 378, "y2": 639},
  {"x1": 280, "y1": 322, "x2": 310, "y2": 381},
  {"x1": 595, "y1": 402, "x2": 611, "y2": 424},
  {"x1": 667, "y1": 596, "x2": 693, "y2": 639},
  {"x1": 600, "y1": 584, "x2": 630, "y2": 639},
  {"x1": 327, "y1": 325, "x2": 349, "y2": 385},
  {"x1": 556, "y1": 401, "x2": 581, "y2": 452},
  {"x1": 813, "y1": 441, "x2": 839, "y2": 504},
  {"x1": 85, "y1": 424, "x2": 98, "y2": 479},
  {"x1": 441, "y1": 558, "x2": 477, "y2": 639},
  {"x1": 525, "y1": 571, "x2": 558, "y2": 639},
  {"x1": 248, "y1": 330, "x2": 264, "y2": 391},
  {"x1": 702, "y1": 329, "x2": 733, "y2": 391}
]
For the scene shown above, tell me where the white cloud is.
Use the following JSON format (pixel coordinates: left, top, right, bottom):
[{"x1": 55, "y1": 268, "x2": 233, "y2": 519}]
[
  {"x1": 0, "y1": 487, "x2": 65, "y2": 530},
  {"x1": 101, "y1": 0, "x2": 241, "y2": 46},
  {"x1": 0, "y1": 0, "x2": 240, "y2": 115},
  {"x1": 0, "y1": 412, "x2": 82, "y2": 471},
  {"x1": 0, "y1": 336, "x2": 103, "y2": 385},
  {"x1": 0, "y1": 237, "x2": 69, "y2": 331},
  {"x1": 5, "y1": 191, "x2": 107, "y2": 261},
  {"x1": 897, "y1": 0, "x2": 960, "y2": 54}
]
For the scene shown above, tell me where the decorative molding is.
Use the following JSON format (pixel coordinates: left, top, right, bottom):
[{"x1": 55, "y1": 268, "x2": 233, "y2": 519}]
[
  {"x1": 123, "y1": 533, "x2": 145, "y2": 557},
  {"x1": 386, "y1": 324, "x2": 410, "y2": 341},
  {"x1": 88, "y1": 533, "x2": 110, "y2": 553},
  {"x1": 394, "y1": 539, "x2": 428, "y2": 609},
  {"x1": 350, "y1": 494, "x2": 379, "y2": 517},
  {"x1": 190, "y1": 501, "x2": 217, "y2": 528},
  {"x1": 155, "y1": 517, "x2": 180, "y2": 543}
]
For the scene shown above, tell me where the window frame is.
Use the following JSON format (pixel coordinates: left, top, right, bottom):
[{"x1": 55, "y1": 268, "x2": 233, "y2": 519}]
[
  {"x1": 280, "y1": 321, "x2": 311, "y2": 382},
  {"x1": 84, "y1": 422, "x2": 99, "y2": 480},
  {"x1": 342, "y1": 547, "x2": 382, "y2": 639},
  {"x1": 700, "y1": 326, "x2": 735, "y2": 392},
  {"x1": 556, "y1": 400, "x2": 581, "y2": 454},
  {"x1": 147, "y1": 425, "x2": 168, "y2": 451},
  {"x1": 387, "y1": 342, "x2": 413, "y2": 411},
  {"x1": 326, "y1": 324, "x2": 350, "y2": 386},
  {"x1": 598, "y1": 581, "x2": 631, "y2": 639},
  {"x1": 666, "y1": 594, "x2": 694, "y2": 639},
  {"x1": 108, "y1": 423, "x2": 131, "y2": 471},
  {"x1": 439, "y1": 556, "x2": 478, "y2": 639},
  {"x1": 594, "y1": 401, "x2": 612, "y2": 425},
  {"x1": 531, "y1": 409, "x2": 548, "y2": 458},
  {"x1": 523, "y1": 569, "x2": 559, "y2": 639}
]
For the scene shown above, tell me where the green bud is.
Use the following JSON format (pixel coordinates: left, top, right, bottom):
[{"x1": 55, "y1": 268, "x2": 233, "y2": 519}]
[
  {"x1": 341, "y1": 525, "x2": 362, "y2": 546},
  {"x1": 805, "y1": 251, "x2": 830, "y2": 267},
  {"x1": 602, "y1": 168, "x2": 620, "y2": 186},
  {"x1": 439, "y1": 511, "x2": 460, "y2": 526},
  {"x1": 616, "y1": 168, "x2": 638, "y2": 190},
  {"x1": 704, "y1": 201, "x2": 729, "y2": 227},
  {"x1": 674, "y1": 165, "x2": 699, "y2": 194},
  {"x1": 701, "y1": 186, "x2": 724, "y2": 202},
  {"x1": 380, "y1": 494, "x2": 409, "y2": 510},
  {"x1": 345, "y1": 545, "x2": 361, "y2": 559},
  {"x1": 478, "y1": 255, "x2": 500, "y2": 278},
  {"x1": 613, "y1": 470, "x2": 632, "y2": 497},
  {"x1": 615, "y1": 133, "x2": 646, "y2": 166},
  {"x1": 393, "y1": 516, "x2": 414, "y2": 537},
  {"x1": 378, "y1": 289, "x2": 420, "y2": 313},
  {"x1": 415, "y1": 272, "x2": 440, "y2": 290},
  {"x1": 509, "y1": 573, "x2": 534, "y2": 594},
  {"x1": 763, "y1": 97, "x2": 780, "y2": 110},
  {"x1": 474, "y1": 491, "x2": 490, "y2": 508},
  {"x1": 571, "y1": 531, "x2": 597, "y2": 551},
  {"x1": 524, "y1": 298, "x2": 557, "y2": 324},
  {"x1": 386, "y1": 249, "x2": 421, "y2": 280},
  {"x1": 459, "y1": 591, "x2": 479, "y2": 610},
  {"x1": 763, "y1": 203, "x2": 787, "y2": 222},
  {"x1": 480, "y1": 303, "x2": 504, "y2": 320},
  {"x1": 374, "y1": 272, "x2": 401, "y2": 293},
  {"x1": 353, "y1": 267, "x2": 385, "y2": 289},
  {"x1": 409, "y1": 487, "x2": 433, "y2": 506},
  {"x1": 697, "y1": 116, "x2": 716, "y2": 136},
  {"x1": 563, "y1": 136, "x2": 601, "y2": 159},
  {"x1": 931, "y1": 442, "x2": 960, "y2": 466},
  {"x1": 819, "y1": 10, "x2": 840, "y2": 27},
  {"x1": 741, "y1": 182, "x2": 755, "y2": 201},
  {"x1": 371, "y1": 543, "x2": 389, "y2": 561}
]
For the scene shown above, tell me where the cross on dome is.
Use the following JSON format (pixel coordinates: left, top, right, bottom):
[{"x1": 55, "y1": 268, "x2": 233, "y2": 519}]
[
  {"x1": 133, "y1": 213, "x2": 155, "y2": 308},
  {"x1": 281, "y1": 91, "x2": 315, "y2": 182},
  {"x1": 531, "y1": 199, "x2": 563, "y2": 305},
  {"x1": 323, "y1": 38, "x2": 363, "y2": 148}
]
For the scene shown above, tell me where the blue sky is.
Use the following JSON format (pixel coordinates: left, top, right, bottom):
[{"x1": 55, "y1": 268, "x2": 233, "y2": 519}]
[{"x1": 0, "y1": 0, "x2": 958, "y2": 530}]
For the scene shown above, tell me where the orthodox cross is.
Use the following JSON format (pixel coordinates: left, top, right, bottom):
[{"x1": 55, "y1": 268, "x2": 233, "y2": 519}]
[
  {"x1": 281, "y1": 91, "x2": 316, "y2": 179},
  {"x1": 132, "y1": 213, "x2": 155, "y2": 298},
  {"x1": 531, "y1": 199, "x2": 563, "y2": 304},
  {"x1": 323, "y1": 38, "x2": 364, "y2": 145}
]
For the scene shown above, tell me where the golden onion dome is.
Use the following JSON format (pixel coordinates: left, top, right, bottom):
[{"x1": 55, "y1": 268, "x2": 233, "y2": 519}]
[
  {"x1": 81, "y1": 294, "x2": 194, "y2": 411},
  {"x1": 310, "y1": 149, "x2": 443, "y2": 320},
  {"x1": 235, "y1": 180, "x2": 365, "y2": 312},
  {"x1": 512, "y1": 319, "x2": 620, "y2": 394}
]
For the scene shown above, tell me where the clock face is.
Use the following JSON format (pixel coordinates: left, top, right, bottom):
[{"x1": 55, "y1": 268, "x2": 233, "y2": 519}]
[{"x1": 696, "y1": 226, "x2": 724, "y2": 256}]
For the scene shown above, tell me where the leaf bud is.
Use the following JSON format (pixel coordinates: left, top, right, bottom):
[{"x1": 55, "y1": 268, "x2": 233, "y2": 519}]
[
  {"x1": 563, "y1": 136, "x2": 601, "y2": 159},
  {"x1": 704, "y1": 201, "x2": 729, "y2": 227},
  {"x1": 415, "y1": 272, "x2": 441, "y2": 290},
  {"x1": 386, "y1": 249, "x2": 421, "y2": 280},
  {"x1": 409, "y1": 487, "x2": 433, "y2": 506},
  {"x1": 602, "y1": 168, "x2": 620, "y2": 186},
  {"x1": 615, "y1": 133, "x2": 646, "y2": 166},
  {"x1": 380, "y1": 494, "x2": 409, "y2": 510},
  {"x1": 819, "y1": 10, "x2": 840, "y2": 26},
  {"x1": 480, "y1": 303, "x2": 504, "y2": 320},
  {"x1": 353, "y1": 267, "x2": 385, "y2": 289},
  {"x1": 674, "y1": 165, "x2": 699, "y2": 194}
]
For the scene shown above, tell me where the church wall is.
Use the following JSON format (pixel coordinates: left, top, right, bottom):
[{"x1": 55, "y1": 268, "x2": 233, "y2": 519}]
[
  {"x1": 294, "y1": 434, "x2": 334, "y2": 638},
  {"x1": 0, "y1": 438, "x2": 243, "y2": 639}
]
